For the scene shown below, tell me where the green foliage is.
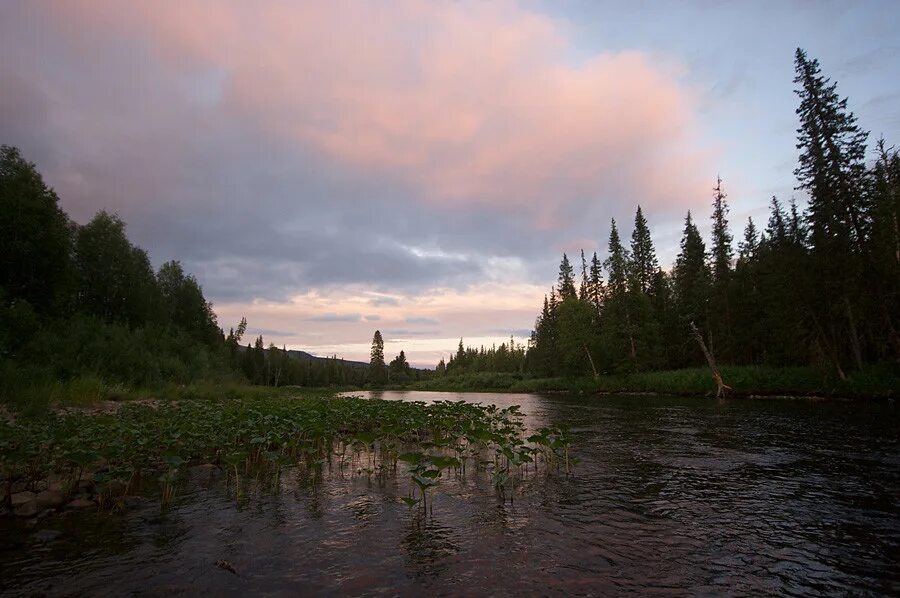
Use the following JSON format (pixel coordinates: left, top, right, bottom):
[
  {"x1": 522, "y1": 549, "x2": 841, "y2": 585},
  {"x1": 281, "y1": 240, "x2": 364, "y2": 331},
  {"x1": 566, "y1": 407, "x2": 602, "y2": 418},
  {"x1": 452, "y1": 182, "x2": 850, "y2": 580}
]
[
  {"x1": 0, "y1": 146, "x2": 238, "y2": 403},
  {"x1": 1, "y1": 392, "x2": 573, "y2": 512},
  {"x1": 74, "y1": 211, "x2": 157, "y2": 327},
  {"x1": 0, "y1": 146, "x2": 72, "y2": 315}
]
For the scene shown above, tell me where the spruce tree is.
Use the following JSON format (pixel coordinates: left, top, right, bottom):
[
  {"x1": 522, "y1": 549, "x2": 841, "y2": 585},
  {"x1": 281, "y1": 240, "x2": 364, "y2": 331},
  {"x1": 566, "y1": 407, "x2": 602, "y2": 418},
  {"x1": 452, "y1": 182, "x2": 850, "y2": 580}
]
[
  {"x1": 709, "y1": 177, "x2": 735, "y2": 361},
  {"x1": 369, "y1": 330, "x2": 386, "y2": 385},
  {"x1": 794, "y1": 48, "x2": 870, "y2": 371},
  {"x1": 672, "y1": 211, "x2": 711, "y2": 366},
  {"x1": 710, "y1": 177, "x2": 733, "y2": 284},
  {"x1": 557, "y1": 254, "x2": 577, "y2": 300},
  {"x1": 604, "y1": 219, "x2": 630, "y2": 297},
  {"x1": 630, "y1": 206, "x2": 658, "y2": 295},
  {"x1": 588, "y1": 252, "x2": 604, "y2": 313}
]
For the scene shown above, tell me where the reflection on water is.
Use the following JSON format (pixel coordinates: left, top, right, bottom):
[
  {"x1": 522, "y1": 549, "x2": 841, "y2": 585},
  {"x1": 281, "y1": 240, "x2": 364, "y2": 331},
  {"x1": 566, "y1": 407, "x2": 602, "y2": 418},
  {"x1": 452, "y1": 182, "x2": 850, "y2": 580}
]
[{"x1": 2, "y1": 392, "x2": 898, "y2": 596}]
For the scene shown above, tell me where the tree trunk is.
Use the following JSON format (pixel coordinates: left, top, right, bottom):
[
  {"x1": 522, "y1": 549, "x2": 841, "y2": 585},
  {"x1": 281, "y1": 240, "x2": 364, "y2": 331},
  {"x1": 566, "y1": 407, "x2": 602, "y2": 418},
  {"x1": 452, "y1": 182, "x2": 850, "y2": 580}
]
[
  {"x1": 690, "y1": 321, "x2": 731, "y2": 398},
  {"x1": 844, "y1": 296, "x2": 864, "y2": 370},
  {"x1": 583, "y1": 342, "x2": 599, "y2": 381},
  {"x1": 810, "y1": 313, "x2": 848, "y2": 381}
]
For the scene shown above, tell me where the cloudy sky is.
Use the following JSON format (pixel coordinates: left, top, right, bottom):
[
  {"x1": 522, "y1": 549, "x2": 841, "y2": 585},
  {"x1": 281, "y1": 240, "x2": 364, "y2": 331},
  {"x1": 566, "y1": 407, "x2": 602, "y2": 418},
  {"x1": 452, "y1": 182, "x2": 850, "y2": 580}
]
[{"x1": 2, "y1": 1, "x2": 898, "y2": 367}]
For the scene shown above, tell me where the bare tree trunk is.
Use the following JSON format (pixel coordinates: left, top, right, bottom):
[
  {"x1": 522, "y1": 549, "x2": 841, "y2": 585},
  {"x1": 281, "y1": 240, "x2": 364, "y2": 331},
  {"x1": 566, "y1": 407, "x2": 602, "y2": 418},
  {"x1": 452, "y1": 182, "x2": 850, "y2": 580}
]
[
  {"x1": 690, "y1": 321, "x2": 731, "y2": 398},
  {"x1": 844, "y1": 297, "x2": 864, "y2": 371},
  {"x1": 810, "y1": 313, "x2": 848, "y2": 381},
  {"x1": 583, "y1": 342, "x2": 599, "y2": 381},
  {"x1": 624, "y1": 305, "x2": 637, "y2": 361}
]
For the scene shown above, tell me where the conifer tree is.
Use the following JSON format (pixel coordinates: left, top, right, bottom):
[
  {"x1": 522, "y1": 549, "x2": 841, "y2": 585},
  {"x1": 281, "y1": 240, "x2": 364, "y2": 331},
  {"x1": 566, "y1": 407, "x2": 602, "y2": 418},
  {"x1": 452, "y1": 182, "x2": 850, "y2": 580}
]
[
  {"x1": 709, "y1": 177, "x2": 735, "y2": 361},
  {"x1": 557, "y1": 254, "x2": 577, "y2": 300},
  {"x1": 579, "y1": 249, "x2": 589, "y2": 300},
  {"x1": 369, "y1": 330, "x2": 386, "y2": 385},
  {"x1": 672, "y1": 211, "x2": 711, "y2": 366},
  {"x1": 710, "y1": 177, "x2": 734, "y2": 284},
  {"x1": 588, "y1": 252, "x2": 604, "y2": 313},
  {"x1": 630, "y1": 206, "x2": 658, "y2": 295},
  {"x1": 794, "y1": 48, "x2": 871, "y2": 371}
]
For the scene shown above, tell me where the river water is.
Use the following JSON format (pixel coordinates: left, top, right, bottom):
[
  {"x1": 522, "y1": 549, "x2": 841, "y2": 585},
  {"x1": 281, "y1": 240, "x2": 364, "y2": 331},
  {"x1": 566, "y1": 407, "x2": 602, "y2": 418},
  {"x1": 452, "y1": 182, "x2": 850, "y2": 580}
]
[{"x1": 2, "y1": 392, "x2": 898, "y2": 596}]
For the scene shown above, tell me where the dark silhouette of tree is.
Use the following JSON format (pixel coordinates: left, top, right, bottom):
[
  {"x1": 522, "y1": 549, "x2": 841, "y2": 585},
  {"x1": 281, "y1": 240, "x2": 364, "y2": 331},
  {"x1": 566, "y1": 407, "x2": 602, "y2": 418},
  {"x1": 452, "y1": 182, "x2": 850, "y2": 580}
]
[
  {"x1": 630, "y1": 206, "x2": 658, "y2": 295},
  {"x1": 0, "y1": 145, "x2": 72, "y2": 315},
  {"x1": 369, "y1": 330, "x2": 386, "y2": 385}
]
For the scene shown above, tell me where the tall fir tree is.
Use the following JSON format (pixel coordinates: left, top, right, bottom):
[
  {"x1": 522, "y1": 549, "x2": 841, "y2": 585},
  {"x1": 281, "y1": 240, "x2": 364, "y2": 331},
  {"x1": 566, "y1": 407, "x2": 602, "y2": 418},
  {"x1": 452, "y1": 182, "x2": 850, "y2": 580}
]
[
  {"x1": 672, "y1": 211, "x2": 711, "y2": 366},
  {"x1": 369, "y1": 330, "x2": 387, "y2": 385},
  {"x1": 630, "y1": 206, "x2": 658, "y2": 295},
  {"x1": 557, "y1": 254, "x2": 577, "y2": 300},
  {"x1": 709, "y1": 176, "x2": 735, "y2": 362},
  {"x1": 794, "y1": 48, "x2": 871, "y2": 372}
]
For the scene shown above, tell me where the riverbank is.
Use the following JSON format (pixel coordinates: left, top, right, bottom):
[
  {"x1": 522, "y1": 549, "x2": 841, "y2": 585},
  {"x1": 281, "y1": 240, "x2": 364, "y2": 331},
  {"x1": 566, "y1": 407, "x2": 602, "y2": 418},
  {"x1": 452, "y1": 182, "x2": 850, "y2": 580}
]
[{"x1": 384, "y1": 365, "x2": 899, "y2": 399}]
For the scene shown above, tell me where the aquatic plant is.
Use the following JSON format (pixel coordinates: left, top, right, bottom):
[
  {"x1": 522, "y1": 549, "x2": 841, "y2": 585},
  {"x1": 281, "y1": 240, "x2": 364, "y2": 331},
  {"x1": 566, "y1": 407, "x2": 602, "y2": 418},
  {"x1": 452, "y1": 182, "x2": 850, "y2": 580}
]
[{"x1": 0, "y1": 394, "x2": 574, "y2": 516}]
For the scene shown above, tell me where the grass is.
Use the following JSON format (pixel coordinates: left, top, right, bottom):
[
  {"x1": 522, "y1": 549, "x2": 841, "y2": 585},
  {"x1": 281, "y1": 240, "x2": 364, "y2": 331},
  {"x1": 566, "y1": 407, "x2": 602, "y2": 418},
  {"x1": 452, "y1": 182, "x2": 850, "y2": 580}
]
[{"x1": 392, "y1": 365, "x2": 899, "y2": 399}]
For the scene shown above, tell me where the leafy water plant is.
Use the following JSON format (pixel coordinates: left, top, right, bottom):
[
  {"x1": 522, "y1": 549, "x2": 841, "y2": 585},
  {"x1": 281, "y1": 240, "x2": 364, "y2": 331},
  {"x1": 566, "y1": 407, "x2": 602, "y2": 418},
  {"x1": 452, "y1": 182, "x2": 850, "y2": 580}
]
[{"x1": 0, "y1": 394, "x2": 574, "y2": 516}]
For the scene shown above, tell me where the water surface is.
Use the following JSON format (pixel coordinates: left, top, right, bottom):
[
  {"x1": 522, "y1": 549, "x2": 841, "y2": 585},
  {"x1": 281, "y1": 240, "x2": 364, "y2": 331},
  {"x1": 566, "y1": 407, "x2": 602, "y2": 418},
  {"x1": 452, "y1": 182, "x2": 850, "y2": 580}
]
[{"x1": 2, "y1": 392, "x2": 898, "y2": 596}]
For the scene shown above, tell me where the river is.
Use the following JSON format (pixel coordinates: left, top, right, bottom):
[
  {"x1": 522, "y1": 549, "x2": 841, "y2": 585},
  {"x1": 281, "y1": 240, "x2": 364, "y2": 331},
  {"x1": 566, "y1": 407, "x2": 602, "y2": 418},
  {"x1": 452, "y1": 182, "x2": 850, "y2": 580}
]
[{"x1": 2, "y1": 391, "x2": 898, "y2": 596}]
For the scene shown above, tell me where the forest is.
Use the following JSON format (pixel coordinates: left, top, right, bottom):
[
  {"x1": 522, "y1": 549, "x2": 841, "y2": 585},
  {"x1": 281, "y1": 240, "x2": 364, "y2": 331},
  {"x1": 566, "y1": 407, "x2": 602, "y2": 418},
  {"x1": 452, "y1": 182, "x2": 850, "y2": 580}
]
[
  {"x1": 1, "y1": 49, "x2": 898, "y2": 405},
  {"x1": 431, "y1": 49, "x2": 899, "y2": 393}
]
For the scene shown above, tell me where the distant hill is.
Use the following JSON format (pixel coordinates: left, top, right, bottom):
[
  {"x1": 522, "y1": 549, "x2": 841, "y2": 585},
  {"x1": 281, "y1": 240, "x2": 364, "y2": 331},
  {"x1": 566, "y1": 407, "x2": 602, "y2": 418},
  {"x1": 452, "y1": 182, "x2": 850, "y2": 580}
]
[
  {"x1": 283, "y1": 348, "x2": 369, "y2": 369},
  {"x1": 237, "y1": 345, "x2": 370, "y2": 369}
]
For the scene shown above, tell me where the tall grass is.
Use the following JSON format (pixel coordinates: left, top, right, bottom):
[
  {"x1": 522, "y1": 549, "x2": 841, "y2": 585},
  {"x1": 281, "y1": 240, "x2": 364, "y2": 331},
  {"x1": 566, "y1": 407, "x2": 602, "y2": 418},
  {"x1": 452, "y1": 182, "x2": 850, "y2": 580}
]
[{"x1": 394, "y1": 365, "x2": 898, "y2": 398}]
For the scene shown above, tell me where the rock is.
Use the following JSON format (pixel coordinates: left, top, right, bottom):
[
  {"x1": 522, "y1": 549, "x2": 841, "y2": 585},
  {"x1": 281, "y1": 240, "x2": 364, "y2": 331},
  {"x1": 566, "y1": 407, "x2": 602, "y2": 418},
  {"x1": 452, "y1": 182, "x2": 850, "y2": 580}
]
[
  {"x1": 33, "y1": 529, "x2": 63, "y2": 542},
  {"x1": 35, "y1": 490, "x2": 66, "y2": 509},
  {"x1": 77, "y1": 479, "x2": 94, "y2": 492},
  {"x1": 65, "y1": 498, "x2": 95, "y2": 509},
  {"x1": 46, "y1": 474, "x2": 68, "y2": 493},
  {"x1": 123, "y1": 495, "x2": 146, "y2": 508},
  {"x1": 12, "y1": 492, "x2": 38, "y2": 517},
  {"x1": 11, "y1": 491, "x2": 36, "y2": 507}
]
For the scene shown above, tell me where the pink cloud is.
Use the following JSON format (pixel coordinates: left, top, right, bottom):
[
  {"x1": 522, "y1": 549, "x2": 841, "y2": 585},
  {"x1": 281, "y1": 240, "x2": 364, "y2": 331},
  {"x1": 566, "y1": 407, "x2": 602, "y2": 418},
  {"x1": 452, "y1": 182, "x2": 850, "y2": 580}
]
[{"x1": 40, "y1": 0, "x2": 715, "y2": 222}]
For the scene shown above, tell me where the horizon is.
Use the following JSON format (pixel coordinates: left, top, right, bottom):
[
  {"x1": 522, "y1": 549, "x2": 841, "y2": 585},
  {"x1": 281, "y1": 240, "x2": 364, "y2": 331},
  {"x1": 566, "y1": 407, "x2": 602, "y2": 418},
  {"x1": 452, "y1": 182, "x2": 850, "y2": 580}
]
[{"x1": 2, "y1": 1, "x2": 899, "y2": 368}]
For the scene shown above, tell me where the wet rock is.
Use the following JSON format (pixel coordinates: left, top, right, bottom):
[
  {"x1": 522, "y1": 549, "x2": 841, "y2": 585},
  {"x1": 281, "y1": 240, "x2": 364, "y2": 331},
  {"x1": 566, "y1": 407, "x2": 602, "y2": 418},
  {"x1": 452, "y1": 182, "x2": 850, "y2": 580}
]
[
  {"x1": 12, "y1": 492, "x2": 38, "y2": 517},
  {"x1": 36, "y1": 490, "x2": 66, "y2": 509},
  {"x1": 65, "y1": 497, "x2": 95, "y2": 509},
  {"x1": 123, "y1": 495, "x2": 146, "y2": 508},
  {"x1": 33, "y1": 529, "x2": 63, "y2": 542}
]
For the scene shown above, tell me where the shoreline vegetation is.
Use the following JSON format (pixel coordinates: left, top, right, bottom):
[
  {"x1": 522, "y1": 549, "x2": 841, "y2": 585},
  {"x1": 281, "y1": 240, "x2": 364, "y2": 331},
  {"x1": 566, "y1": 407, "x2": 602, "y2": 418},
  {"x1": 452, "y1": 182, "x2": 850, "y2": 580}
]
[
  {"x1": 382, "y1": 366, "x2": 898, "y2": 400},
  {"x1": 1, "y1": 389, "x2": 572, "y2": 520}
]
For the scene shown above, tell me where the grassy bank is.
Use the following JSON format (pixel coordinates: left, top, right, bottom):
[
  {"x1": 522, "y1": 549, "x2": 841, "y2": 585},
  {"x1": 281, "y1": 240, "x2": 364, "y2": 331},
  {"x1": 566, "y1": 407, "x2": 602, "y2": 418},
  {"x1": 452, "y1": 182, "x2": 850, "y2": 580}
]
[
  {"x1": 0, "y1": 362, "x2": 356, "y2": 418},
  {"x1": 390, "y1": 365, "x2": 899, "y2": 399}
]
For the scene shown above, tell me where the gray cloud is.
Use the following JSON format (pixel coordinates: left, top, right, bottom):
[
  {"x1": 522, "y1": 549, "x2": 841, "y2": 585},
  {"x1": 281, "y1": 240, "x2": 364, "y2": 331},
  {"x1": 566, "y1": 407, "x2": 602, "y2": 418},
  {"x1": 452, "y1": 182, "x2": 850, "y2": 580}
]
[
  {"x1": 306, "y1": 313, "x2": 363, "y2": 323},
  {"x1": 0, "y1": 2, "x2": 723, "y2": 310},
  {"x1": 405, "y1": 317, "x2": 440, "y2": 326},
  {"x1": 252, "y1": 328, "x2": 297, "y2": 338},
  {"x1": 382, "y1": 329, "x2": 442, "y2": 339}
]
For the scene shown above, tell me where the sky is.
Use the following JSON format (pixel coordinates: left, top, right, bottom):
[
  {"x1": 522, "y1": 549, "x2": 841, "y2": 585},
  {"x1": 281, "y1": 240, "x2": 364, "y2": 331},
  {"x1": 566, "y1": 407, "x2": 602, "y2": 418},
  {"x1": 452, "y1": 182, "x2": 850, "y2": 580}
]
[{"x1": 2, "y1": 1, "x2": 898, "y2": 367}]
